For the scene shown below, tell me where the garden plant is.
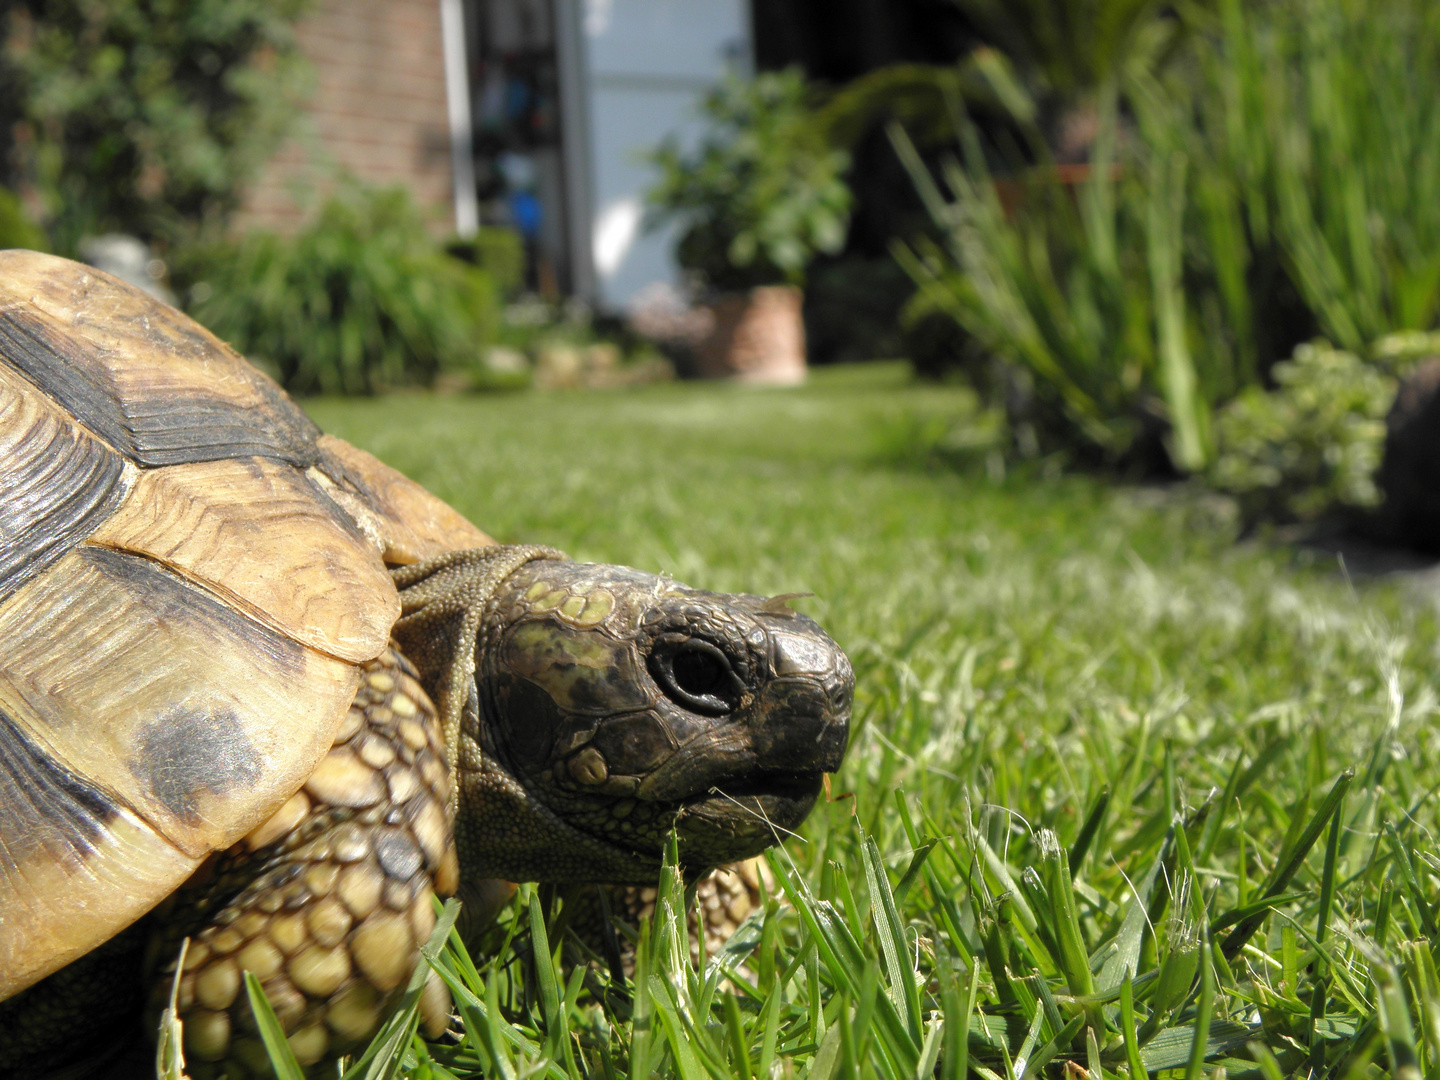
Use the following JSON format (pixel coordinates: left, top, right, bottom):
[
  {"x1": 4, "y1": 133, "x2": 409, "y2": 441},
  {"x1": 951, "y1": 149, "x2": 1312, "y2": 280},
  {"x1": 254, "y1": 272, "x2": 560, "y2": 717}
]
[
  {"x1": 891, "y1": 0, "x2": 1440, "y2": 514},
  {"x1": 646, "y1": 68, "x2": 853, "y2": 294},
  {"x1": 170, "y1": 184, "x2": 499, "y2": 396},
  {"x1": 0, "y1": 0, "x2": 310, "y2": 250}
]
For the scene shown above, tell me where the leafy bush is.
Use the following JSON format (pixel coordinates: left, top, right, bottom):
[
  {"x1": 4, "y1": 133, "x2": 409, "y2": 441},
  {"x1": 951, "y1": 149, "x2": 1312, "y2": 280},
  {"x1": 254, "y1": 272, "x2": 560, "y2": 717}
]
[
  {"x1": 949, "y1": 0, "x2": 1172, "y2": 103},
  {"x1": 1208, "y1": 341, "x2": 1395, "y2": 523},
  {"x1": 0, "y1": 186, "x2": 46, "y2": 250},
  {"x1": 1197, "y1": 0, "x2": 1440, "y2": 353},
  {"x1": 0, "y1": 0, "x2": 310, "y2": 251},
  {"x1": 172, "y1": 185, "x2": 497, "y2": 395},
  {"x1": 891, "y1": 0, "x2": 1440, "y2": 479},
  {"x1": 647, "y1": 69, "x2": 853, "y2": 292},
  {"x1": 448, "y1": 226, "x2": 526, "y2": 299}
]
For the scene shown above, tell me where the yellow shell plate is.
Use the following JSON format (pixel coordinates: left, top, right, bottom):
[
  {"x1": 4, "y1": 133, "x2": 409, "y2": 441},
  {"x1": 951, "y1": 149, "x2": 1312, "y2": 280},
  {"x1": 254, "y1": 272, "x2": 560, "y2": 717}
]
[
  {"x1": 88, "y1": 457, "x2": 398, "y2": 664},
  {"x1": 311, "y1": 434, "x2": 494, "y2": 565},
  {"x1": 0, "y1": 249, "x2": 318, "y2": 467},
  {"x1": 0, "y1": 546, "x2": 362, "y2": 996},
  {"x1": 0, "y1": 802, "x2": 195, "y2": 999}
]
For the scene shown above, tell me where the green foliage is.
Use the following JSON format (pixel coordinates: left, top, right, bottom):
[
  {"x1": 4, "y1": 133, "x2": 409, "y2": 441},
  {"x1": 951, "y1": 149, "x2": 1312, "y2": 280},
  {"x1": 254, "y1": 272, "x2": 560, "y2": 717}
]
[
  {"x1": 291, "y1": 363, "x2": 1440, "y2": 1080},
  {"x1": 818, "y1": 51, "x2": 1038, "y2": 150},
  {"x1": 893, "y1": 0, "x2": 1440, "y2": 482},
  {"x1": 0, "y1": 186, "x2": 46, "y2": 250},
  {"x1": 892, "y1": 84, "x2": 1238, "y2": 471},
  {"x1": 0, "y1": 0, "x2": 311, "y2": 251},
  {"x1": 646, "y1": 68, "x2": 853, "y2": 291},
  {"x1": 948, "y1": 0, "x2": 1173, "y2": 101},
  {"x1": 1193, "y1": 0, "x2": 1440, "y2": 353},
  {"x1": 1209, "y1": 341, "x2": 1398, "y2": 523},
  {"x1": 448, "y1": 227, "x2": 526, "y2": 300},
  {"x1": 172, "y1": 185, "x2": 497, "y2": 395}
]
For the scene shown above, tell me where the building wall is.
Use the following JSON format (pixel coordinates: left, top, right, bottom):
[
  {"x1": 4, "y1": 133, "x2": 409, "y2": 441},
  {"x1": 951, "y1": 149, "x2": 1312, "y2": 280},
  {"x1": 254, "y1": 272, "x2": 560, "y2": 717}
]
[
  {"x1": 237, "y1": 0, "x2": 456, "y2": 234},
  {"x1": 575, "y1": 0, "x2": 751, "y2": 310}
]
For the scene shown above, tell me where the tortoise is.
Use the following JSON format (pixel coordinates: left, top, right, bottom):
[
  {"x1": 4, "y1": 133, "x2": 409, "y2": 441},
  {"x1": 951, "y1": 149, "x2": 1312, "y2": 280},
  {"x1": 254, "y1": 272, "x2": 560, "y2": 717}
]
[{"x1": 0, "y1": 250, "x2": 854, "y2": 1075}]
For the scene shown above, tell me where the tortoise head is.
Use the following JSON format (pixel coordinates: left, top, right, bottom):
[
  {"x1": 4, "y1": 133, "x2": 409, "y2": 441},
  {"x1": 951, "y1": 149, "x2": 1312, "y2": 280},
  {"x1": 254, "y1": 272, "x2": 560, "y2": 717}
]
[{"x1": 457, "y1": 560, "x2": 852, "y2": 884}]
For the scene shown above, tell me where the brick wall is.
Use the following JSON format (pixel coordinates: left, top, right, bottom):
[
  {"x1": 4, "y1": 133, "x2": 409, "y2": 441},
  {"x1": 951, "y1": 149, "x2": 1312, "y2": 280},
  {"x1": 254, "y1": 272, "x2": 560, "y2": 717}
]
[{"x1": 237, "y1": 0, "x2": 456, "y2": 234}]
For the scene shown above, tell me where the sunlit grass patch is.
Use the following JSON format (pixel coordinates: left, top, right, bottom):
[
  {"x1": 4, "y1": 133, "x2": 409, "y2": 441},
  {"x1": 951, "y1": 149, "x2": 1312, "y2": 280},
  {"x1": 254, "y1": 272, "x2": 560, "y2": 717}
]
[{"x1": 228, "y1": 364, "x2": 1440, "y2": 1078}]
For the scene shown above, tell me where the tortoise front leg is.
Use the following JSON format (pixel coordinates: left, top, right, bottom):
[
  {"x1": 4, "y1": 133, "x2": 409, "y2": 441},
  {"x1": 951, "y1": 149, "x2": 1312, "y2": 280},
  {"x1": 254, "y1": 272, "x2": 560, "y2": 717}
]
[{"x1": 151, "y1": 647, "x2": 458, "y2": 1075}]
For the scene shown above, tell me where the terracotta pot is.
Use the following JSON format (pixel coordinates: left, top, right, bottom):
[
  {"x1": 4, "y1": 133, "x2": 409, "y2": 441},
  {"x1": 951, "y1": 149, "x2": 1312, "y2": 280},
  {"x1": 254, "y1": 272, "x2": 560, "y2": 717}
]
[{"x1": 693, "y1": 285, "x2": 806, "y2": 385}]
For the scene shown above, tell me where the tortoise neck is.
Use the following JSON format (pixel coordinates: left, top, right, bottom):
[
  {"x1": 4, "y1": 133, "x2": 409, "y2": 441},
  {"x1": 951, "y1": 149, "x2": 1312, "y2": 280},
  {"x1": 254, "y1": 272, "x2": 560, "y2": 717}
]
[
  {"x1": 388, "y1": 545, "x2": 566, "y2": 818},
  {"x1": 452, "y1": 733, "x2": 663, "y2": 884}
]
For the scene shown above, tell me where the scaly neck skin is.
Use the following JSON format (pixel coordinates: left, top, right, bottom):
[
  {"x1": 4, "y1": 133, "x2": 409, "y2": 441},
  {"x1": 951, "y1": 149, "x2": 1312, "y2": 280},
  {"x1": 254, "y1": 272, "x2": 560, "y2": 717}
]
[{"x1": 452, "y1": 726, "x2": 664, "y2": 888}]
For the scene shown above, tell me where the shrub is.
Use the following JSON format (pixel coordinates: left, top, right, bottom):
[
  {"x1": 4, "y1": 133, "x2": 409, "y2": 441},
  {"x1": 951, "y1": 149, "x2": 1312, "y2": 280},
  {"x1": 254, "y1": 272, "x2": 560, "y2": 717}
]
[
  {"x1": 892, "y1": 87, "x2": 1238, "y2": 472},
  {"x1": 1208, "y1": 341, "x2": 1395, "y2": 523},
  {"x1": 891, "y1": 0, "x2": 1440, "y2": 480},
  {"x1": 1200, "y1": 0, "x2": 1440, "y2": 353},
  {"x1": 0, "y1": 0, "x2": 311, "y2": 251},
  {"x1": 172, "y1": 185, "x2": 497, "y2": 395},
  {"x1": 646, "y1": 69, "x2": 853, "y2": 292},
  {"x1": 0, "y1": 186, "x2": 46, "y2": 250}
]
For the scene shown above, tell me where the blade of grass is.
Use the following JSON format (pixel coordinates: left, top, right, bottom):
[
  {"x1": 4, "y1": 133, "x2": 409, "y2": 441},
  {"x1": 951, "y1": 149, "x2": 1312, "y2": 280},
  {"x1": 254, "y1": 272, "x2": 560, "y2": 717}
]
[
  {"x1": 1069, "y1": 786, "x2": 1111, "y2": 875},
  {"x1": 1183, "y1": 927, "x2": 1215, "y2": 1080},
  {"x1": 865, "y1": 832, "x2": 922, "y2": 1041},
  {"x1": 1119, "y1": 976, "x2": 1147, "y2": 1079},
  {"x1": 1221, "y1": 769, "x2": 1355, "y2": 958},
  {"x1": 244, "y1": 971, "x2": 307, "y2": 1080}
]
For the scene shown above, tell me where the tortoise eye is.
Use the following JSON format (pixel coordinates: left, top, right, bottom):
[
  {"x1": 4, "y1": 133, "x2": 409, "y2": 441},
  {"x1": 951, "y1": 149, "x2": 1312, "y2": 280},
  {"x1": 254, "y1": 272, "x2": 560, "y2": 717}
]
[
  {"x1": 649, "y1": 640, "x2": 738, "y2": 715},
  {"x1": 673, "y1": 644, "x2": 727, "y2": 698}
]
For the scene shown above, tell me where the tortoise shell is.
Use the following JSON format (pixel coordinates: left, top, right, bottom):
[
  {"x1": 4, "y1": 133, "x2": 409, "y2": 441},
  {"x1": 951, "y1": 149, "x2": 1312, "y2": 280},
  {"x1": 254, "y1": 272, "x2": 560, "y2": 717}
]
[{"x1": 0, "y1": 249, "x2": 491, "y2": 999}]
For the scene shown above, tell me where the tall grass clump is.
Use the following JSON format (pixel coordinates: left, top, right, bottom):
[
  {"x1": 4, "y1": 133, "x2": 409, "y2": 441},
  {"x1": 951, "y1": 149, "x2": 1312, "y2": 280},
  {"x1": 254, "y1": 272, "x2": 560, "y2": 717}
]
[
  {"x1": 892, "y1": 85, "x2": 1235, "y2": 473},
  {"x1": 1199, "y1": 0, "x2": 1440, "y2": 353},
  {"x1": 893, "y1": 0, "x2": 1440, "y2": 477},
  {"x1": 171, "y1": 184, "x2": 497, "y2": 395}
]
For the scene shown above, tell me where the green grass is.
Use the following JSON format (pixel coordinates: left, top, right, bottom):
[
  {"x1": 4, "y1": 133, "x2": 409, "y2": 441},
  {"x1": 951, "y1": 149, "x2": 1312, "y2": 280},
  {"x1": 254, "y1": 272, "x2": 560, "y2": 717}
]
[{"x1": 252, "y1": 363, "x2": 1439, "y2": 1078}]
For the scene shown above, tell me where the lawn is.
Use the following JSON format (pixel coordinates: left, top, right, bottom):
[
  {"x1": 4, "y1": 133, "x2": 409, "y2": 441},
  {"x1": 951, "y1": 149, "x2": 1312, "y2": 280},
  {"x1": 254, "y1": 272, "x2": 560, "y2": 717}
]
[{"x1": 280, "y1": 363, "x2": 1440, "y2": 1079}]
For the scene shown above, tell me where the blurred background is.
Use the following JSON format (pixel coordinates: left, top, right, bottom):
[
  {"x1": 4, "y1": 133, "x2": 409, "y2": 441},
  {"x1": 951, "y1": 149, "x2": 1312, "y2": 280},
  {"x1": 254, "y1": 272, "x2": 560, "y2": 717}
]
[{"x1": 3, "y1": 0, "x2": 1440, "y2": 549}]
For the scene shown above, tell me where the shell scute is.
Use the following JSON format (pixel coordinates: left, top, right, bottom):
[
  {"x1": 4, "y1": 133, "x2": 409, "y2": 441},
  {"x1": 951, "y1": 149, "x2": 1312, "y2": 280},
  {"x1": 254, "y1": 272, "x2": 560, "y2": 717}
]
[
  {"x1": 0, "y1": 250, "x2": 319, "y2": 468},
  {"x1": 311, "y1": 435, "x2": 493, "y2": 565},
  {"x1": 0, "y1": 546, "x2": 360, "y2": 854},
  {"x1": 88, "y1": 456, "x2": 398, "y2": 663},
  {"x1": 0, "y1": 544, "x2": 362, "y2": 994},
  {"x1": 0, "y1": 359, "x2": 130, "y2": 604}
]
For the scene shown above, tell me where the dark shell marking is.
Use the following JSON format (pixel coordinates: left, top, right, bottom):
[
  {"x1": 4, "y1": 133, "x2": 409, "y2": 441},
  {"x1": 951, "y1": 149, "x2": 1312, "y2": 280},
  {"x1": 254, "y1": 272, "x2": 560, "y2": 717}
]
[
  {"x1": 0, "y1": 363, "x2": 128, "y2": 604},
  {"x1": 0, "y1": 706, "x2": 118, "y2": 869},
  {"x1": 0, "y1": 299, "x2": 319, "y2": 468},
  {"x1": 128, "y1": 706, "x2": 264, "y2": 825},
  {"x1": 0, "y1": 544, "x2": 343, "y2": 859}
]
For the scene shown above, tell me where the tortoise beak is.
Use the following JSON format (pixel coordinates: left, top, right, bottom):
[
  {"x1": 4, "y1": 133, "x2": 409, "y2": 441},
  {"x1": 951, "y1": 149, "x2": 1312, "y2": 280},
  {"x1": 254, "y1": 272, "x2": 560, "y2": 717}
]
[
  {"x1": 636, "y1": 614, "x2": 853, "y2": 804},
  {"x1": 666, "y1": 636, "x2": 851, "y2": 864}
]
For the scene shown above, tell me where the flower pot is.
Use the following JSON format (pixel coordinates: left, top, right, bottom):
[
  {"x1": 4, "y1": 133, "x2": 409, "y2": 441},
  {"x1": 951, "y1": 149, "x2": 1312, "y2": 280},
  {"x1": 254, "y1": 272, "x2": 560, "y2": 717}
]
[{"x1": 693, "y1": 285, "x2": 807, "y2": 385}]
